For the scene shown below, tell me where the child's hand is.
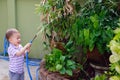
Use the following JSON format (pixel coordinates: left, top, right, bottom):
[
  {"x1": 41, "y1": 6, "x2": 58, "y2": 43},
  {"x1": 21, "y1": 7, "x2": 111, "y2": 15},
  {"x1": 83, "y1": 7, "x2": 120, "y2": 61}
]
[
  {"x1": 25, "y1": 43, "x2": 31, "y2": 49},
  {"x1": 16, "y1": 43, "x2": 31, "y2": 56},
  {"x1": 26, "y1": 48, "x2": 31, "y2": 53}
]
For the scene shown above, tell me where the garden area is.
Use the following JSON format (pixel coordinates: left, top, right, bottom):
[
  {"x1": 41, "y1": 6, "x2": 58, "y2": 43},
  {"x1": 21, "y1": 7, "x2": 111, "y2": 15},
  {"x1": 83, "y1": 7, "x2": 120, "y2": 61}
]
[
  {"x1": 1, "y1": 0, "x2": 120, "y2": 80},
  {"x1": 35, "y1": 0, "x2": 120, "y2": 80}
]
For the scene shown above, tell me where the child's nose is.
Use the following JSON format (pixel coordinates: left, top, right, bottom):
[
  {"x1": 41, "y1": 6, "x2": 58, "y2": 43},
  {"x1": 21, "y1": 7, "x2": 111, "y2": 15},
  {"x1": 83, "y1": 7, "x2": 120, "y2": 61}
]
[{"x1": 18, "y1": 39, "x2": 21, "y2": 41}]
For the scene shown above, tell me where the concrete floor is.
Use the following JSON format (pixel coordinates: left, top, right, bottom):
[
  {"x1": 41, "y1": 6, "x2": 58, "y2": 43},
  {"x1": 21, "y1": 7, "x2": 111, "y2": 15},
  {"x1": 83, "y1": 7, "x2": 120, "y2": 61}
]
[{"x1": 0, "y1": 59, "x2": 39, "y2": 80}]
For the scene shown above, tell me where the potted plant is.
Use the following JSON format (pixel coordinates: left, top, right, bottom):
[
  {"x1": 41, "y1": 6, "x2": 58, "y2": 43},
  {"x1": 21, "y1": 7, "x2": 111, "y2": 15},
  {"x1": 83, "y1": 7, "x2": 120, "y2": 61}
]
[
  {"x1": 36, "y1": 0, "x2": 84, "y2": 79},
  {"x1": 71, "y1": 0, "x2": 119, "y2": 67},
  {"x1": 36, "y1": 0, "x2": 120, "y2": 79},
  {"x1": 92, "y1": 19, "x2": 120, "y2": 80},
  {"x1": 39, "y1": 41, "x2": 82, "y2": 80}
]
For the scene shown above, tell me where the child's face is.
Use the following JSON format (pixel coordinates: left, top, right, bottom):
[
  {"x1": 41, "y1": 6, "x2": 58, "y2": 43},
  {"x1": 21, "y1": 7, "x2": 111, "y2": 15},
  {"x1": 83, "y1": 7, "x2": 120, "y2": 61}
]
[{"x1": 9, "y1": 32, "x2": 21, "y2": 46}]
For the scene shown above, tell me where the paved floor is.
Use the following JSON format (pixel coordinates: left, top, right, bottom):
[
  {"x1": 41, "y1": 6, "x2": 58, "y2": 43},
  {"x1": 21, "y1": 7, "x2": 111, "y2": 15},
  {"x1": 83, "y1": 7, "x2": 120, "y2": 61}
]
[{"x1": 0, "y1": 59, "x2": 40, "y2": 80}]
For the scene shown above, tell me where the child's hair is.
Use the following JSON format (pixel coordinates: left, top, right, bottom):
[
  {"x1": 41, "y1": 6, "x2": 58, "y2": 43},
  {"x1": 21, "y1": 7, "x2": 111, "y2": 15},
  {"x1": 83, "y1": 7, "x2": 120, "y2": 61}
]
[{"x1": 6, "y1": 28, "x2": 19, "y2": 40}]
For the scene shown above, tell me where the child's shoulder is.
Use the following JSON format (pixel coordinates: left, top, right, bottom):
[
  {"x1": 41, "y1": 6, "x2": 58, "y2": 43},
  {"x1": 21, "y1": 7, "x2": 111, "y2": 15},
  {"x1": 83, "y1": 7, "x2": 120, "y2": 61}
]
[{"x1": 19, "y1": 44, "x2": 23, "y2": 48}]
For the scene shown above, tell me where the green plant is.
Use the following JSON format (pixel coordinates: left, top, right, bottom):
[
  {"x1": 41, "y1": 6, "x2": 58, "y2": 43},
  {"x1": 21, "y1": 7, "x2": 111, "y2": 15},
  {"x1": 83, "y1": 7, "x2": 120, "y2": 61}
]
[
  {"x1": 35, "y1": 0, "x2": 80, "y2": 42},
  {"x1": 91, "y1": 18, "x2": 120, "y2": 80},
  {"x1": 36, "y1": 0, "x2": 83, "y2": 77},
  {"x1": 70, "y1": 0, "x2": 119, "y2": 54},
  {"x1": 93, "y1": 74, "x2": 107, "y2": 80},
  {"x1": 108, "y1": 19, "x2": 120, "y2": 79},
  {"x1": 45, "y1": 48, "x2": 77, "y2": 76},
  {"x1": 36, "y1": 0, "x2": 120, "y2": 78}
]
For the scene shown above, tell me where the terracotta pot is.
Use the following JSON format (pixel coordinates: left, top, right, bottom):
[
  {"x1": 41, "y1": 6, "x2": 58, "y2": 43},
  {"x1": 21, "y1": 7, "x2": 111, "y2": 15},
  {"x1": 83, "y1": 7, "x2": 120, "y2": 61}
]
[
  {"x1": 87, "y1": 48, "x2": 110, "y2": 67},
  {"x1": 39, "y1": 60, "x2": 80, "y2": 80}
]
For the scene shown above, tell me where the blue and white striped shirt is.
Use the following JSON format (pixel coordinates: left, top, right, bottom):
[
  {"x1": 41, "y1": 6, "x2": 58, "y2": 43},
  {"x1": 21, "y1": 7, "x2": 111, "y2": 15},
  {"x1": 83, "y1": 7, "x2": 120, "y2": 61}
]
[{"x1": 8, "y1": 43, "x2": 24, "y2": 74}]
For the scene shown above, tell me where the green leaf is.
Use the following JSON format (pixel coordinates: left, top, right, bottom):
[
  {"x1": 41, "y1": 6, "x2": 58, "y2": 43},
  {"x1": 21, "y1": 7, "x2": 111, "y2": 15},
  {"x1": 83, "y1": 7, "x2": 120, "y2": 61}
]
[
  {"x1": 114, "y1": 28, "x2": 120, "y2": 34},
  {"x1": 110, "y1": 76, "x2": 120, "y2": 80},
  {"x1": 66, "y1": 69, "x2": 73, "y2": 76},
  {"x1": 60, "y1": 56, "x2": 65, "y2": 62},
  {"x1": 115, "y1": 65, "x2": 120, "y2": 74},
  {"x1": 70, "y1": 65, "x2": 76, "y2": 70},
  {"x1": 84, "y1": 29, "x2": 90, "y2": 45},
  {"x1": 65, "y1": 41, "x2": 73, "y2": 49},
  {"x1": 56, "y1": 64, "x2": 62, "y2": 71},
  {"x1": 94, "y1": 74, "x2": 106, "y2": 80},
  {"x1": 67, "y1": 60, "x2": 75, "y2": 66},
  {"x1": 60, "y1": 67, "x2": 66, "y2": 74},
  {"x1": 110, "y1": 54, "x2": 120, "y2": 63},
  {"x1": 118, "y1": 23, "x2": 120, "y2": 26},
  {"x1": 89, "y1": 43, "x2": 94, "y2": 52},
  {"x1": 90, "y1": 14, "x2": 99, "y2": 28},
  {"x1": 49, "y1": 67, "x2": 56, "y2": 72},
  {"x1": 77, "y1": 64, "x2": 83, "y2": 70}
]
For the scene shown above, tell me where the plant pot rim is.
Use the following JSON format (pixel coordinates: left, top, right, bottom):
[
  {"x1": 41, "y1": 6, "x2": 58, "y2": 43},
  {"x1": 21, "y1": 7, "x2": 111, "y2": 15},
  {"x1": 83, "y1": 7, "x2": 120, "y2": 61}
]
[{"x1": 90, "y1": 63, "x2": 109, "y2": 71}]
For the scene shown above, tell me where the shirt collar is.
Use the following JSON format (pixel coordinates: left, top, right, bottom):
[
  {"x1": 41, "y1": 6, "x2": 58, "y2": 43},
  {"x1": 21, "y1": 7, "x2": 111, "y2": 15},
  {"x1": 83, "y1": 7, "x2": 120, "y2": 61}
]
[{"x1": 9, "y1": 43, "x2": 20, "y2": 49}]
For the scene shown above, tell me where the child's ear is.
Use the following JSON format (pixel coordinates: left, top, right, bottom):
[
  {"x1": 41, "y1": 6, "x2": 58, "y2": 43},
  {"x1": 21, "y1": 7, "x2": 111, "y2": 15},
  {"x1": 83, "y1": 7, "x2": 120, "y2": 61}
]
[{"x1": 8, "y1": 38, "x2": 12, "y2": 43}]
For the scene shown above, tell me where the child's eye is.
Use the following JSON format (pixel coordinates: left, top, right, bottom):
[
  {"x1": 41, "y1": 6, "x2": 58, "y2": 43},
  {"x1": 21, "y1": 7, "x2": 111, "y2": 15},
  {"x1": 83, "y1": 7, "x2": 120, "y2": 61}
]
[{"x1": 17, "y1": 37, "x2": 20, "y2": 40}]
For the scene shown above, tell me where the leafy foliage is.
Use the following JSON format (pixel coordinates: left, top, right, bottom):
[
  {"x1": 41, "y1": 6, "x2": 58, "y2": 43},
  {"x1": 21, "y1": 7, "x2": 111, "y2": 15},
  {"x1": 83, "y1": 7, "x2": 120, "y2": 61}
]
[
  {"x1": 35, "y1": 0, "x2": 120, "y2": 78},
  {"x1": 108, "y1": 19, "x2": 120, "y2": 79},
  {"x1": 36, "y1": 0, "x2": 119, "y2": 54},
  {"x1": 45, "y1": 48, "x2": 77, "y2": 76},
  {"x1": 35, "y1": 0, "x2": 80, "y2": 43},
  {"x1": 93, "y1": 74, "x2": 107, "y2": 80},
  {"x1": 70, "y1": 0, "x2": 119, "y2": 54}
]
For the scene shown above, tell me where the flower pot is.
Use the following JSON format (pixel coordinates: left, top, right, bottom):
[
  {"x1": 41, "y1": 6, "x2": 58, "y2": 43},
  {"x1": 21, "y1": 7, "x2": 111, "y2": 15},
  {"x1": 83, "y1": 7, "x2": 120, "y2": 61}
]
[
  {"x1": 90, "y1": 62, "x2": 109, "y2": 76},
  {"x1": 39, "y1": 60, "x2": 80, "y2": 80},
  {"x1": 87, "y1": 48, "x2": 110, "y2": 67}
]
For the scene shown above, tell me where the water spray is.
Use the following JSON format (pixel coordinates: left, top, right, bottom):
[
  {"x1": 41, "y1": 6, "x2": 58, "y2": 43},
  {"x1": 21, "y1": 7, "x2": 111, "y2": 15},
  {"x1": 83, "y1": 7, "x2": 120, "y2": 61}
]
[{"x1": 26, "y1": 30, "x2": 41, "y2": 80}]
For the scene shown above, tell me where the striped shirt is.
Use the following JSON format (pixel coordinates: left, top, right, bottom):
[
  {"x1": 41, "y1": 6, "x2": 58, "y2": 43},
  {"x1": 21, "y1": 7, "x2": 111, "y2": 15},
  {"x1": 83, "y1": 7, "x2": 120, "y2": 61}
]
[{"x1": 8, "y1": 43, "x2": 24, "y2": 74}]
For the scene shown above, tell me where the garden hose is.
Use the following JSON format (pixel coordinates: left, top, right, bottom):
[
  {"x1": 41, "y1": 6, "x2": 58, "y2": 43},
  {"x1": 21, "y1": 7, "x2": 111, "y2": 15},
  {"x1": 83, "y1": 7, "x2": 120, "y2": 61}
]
[
  {"x1": 36, "y1": 66, "x2": 40, "y2": 80},
  {"x1": 0, "y1": 37, "x2": 9, "y2": 61},
  {"x1": 26, "y1": 51, "x2": 33, "y2": 80},
  {"x1": 26, "y1": 30, "x2": 41, "y2": 80}
]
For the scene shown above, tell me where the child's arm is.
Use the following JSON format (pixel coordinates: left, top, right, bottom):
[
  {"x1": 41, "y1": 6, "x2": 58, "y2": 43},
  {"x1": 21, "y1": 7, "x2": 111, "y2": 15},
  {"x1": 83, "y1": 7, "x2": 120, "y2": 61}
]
[{"x1": 16, "y1": 43, "x2": 31, "y2": 56}]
